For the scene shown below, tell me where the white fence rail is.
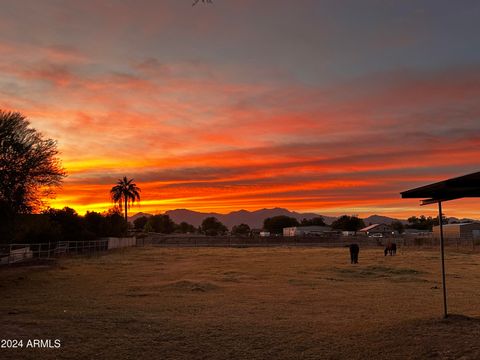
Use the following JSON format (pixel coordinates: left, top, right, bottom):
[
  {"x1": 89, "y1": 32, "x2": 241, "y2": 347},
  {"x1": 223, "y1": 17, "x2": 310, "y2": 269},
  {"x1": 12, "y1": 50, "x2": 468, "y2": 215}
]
[
  {"x1": 0, "y1": 237, "x2": 137, "y2": 266},
  {"x1": 106, "y1": 237, "x2": 137, "y2": 249}
]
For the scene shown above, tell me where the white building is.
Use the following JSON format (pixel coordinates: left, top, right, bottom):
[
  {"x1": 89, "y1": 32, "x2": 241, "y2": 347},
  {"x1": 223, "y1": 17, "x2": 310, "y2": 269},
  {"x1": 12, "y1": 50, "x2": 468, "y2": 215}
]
[{"x1": 283, "y1": 226, "x2": 331, "y2": 237}]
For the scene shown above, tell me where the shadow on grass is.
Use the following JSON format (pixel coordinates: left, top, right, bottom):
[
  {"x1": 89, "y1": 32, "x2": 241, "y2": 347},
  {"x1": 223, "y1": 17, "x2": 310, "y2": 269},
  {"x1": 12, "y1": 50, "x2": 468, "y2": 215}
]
[
  {"x1": 439, "y1": 313, "x2": 480, "y2": 323},
  {"x1": 334, "y1": 265, "x2": 425, "y2": 281}
]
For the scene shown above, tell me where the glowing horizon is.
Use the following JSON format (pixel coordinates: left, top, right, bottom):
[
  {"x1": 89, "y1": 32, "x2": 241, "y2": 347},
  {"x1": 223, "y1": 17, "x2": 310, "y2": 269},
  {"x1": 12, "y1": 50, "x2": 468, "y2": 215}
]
[{"x1": 2, "y1": 1, "x2": 480, "y2": 219}]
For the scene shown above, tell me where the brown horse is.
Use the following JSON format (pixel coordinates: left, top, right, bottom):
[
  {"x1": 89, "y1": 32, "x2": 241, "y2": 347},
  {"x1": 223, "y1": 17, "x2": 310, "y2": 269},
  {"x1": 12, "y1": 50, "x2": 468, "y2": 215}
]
[
  {"x1": 349, "y1": 243, "x2": 359, "y2": 264},
  {"x1": 384, "y1": 242, "x2": 397, "y2": 256}
]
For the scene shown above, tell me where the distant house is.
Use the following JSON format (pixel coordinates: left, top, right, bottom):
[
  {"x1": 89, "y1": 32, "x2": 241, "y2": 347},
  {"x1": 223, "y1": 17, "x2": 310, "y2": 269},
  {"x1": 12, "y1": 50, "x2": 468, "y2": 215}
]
[
  {"x1": 432, "y1": 222, "x2": 480, "y2": 240},
  {"x1": 403, "y1": 228, "x2": 432, "y2": 236},
  {"x1": 283, "y1": 226, "x2": 331, "y2": 237},
  {"x1": 358, "y1": 223, "x2": 394, "y2": 236}
]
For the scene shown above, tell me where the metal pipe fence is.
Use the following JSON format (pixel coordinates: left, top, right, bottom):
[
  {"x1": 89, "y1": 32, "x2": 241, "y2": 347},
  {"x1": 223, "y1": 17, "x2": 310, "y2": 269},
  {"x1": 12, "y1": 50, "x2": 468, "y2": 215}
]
[
  {"x1": 148, "y1": 235, "x2": 395, "y2": 248},
  {"x1": 2, "y1": 234, "x2": 476, "y2": 265},
  {"x1": 146, "y1": 233, "x2": 480, "y2": 250},
  {"x1": 0, "y1": 238, "x2": 137, "y2": 266}
]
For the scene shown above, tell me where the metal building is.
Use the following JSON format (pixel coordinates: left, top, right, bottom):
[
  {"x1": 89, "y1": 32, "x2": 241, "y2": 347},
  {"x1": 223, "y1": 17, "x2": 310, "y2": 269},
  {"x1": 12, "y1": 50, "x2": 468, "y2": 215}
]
[{"x1": 432, "y1": 222, "x2": 480, "y2": 240}]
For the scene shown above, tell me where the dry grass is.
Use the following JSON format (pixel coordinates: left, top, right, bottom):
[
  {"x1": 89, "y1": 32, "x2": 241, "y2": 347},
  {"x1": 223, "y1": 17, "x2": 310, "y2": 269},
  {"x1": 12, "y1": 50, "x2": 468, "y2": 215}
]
[{"x1": 1, "y1": 246, "x2": 480, "y2": 359}]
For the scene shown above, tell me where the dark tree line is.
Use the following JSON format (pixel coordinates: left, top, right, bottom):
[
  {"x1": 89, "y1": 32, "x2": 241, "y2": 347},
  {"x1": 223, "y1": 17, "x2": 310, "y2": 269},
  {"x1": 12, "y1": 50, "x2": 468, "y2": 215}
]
[
  {"x1": 330, "y1": 215, "x2": 365, "y2": 232},
  {"x1": 134, "y1": 214, "x2": 197, "y2": 234},
  {"x1": 231, "y1": 223, "x2": 251, "y2": 236},
  {"x1": 261, "y1": 214, "x2": 368, "y2": 233},
  {"x1": 262, "y1": 215, "x2": 327, "y2": 234},
  {"x1": 405, "y1": 215, "x2": 447, "y2": 231},
  {"x1": 263, "y1": 215, "x2": 299, "y2": 234},
  {"x1": 136, "y1": 215, "x2": 227, "y2": 236},
  {"x1": 8, "y1": 207, "x2": 128, "y2": 245}
]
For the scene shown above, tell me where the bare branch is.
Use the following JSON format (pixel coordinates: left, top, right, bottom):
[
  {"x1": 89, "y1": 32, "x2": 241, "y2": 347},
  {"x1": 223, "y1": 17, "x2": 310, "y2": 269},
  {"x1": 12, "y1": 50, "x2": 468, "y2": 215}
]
[{"x1": 192, "y1": 0, "x2": 212, "y2": 6}]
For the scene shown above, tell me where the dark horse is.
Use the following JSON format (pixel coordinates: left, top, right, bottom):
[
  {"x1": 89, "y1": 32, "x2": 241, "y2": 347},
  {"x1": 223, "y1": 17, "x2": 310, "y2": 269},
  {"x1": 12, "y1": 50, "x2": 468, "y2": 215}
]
[
  {"x1": 384, "y1": 242, "x2": 397, "y2": 256},
  {"x1": 349, "y1": 243, "x2": 359, "y2": 264}
]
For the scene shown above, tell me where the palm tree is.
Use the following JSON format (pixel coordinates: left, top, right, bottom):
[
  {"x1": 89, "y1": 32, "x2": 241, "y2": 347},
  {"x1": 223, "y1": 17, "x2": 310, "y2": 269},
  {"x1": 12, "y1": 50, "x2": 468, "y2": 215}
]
[{"x1": 110, "y1": 177, "x2": 141, "y2": 222}]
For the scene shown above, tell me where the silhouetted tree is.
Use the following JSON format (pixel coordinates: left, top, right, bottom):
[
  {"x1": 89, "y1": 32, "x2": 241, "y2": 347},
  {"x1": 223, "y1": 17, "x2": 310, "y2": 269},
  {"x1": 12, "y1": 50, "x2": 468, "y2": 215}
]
[
  {"x1": 110, "y1": 177, "x2": 141, "y2": 222},
  {"x1": 145, "y1": 214, "x2": 176, "y2": 234},
  {"x1": 406, "y1": 214, "x2": 447, "y2": 231},
  {"x1": 263, "y1": 215, "x2": 299, "y2": 234},
  {"x1": 232, "y1": 223, "x2": 251, "y2": 236},
  {"x1": 391, "y1": 220, "x2": 405, "y2": 234},
  {"x1": 331, "y1": 215, "x2": 365, "y2": 232},
  {"x1": 12, "y1": 213, "x2": 62, "y2": 244},
  {"x1": 133, "y1": 215, "x2": 149, "y2": 230},
  {"x1": 300, "y1": 216, "x2": 326, "y2": 226},
  {"x1": 201, "y1": 217, "x2": 228, "y2": 236},
  {"x1": 84, "y1": 211, "x2": 108, "y2": 237},
  {"x1": 433, "y1": 213, "x2": 448, "y2": 227},
  {"x1": 84, "y1": 208, "x2": 127, "y2": 237},
  {"x1": 43, "y1": 207, "x2": 88, "y2": 242},
  {"x1": 176, "y1": 221, "x2": 196, "y2": 234},
  {"x1": 0, "y1": 110, "x2": 66, "y2": 215},
  {"x1": 104, "y1": 207, "x2": 128, "y2": 237}
]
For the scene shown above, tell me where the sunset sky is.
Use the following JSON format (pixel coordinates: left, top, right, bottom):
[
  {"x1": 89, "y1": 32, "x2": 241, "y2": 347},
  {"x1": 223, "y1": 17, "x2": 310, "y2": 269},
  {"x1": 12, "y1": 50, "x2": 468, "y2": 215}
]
[{"x1": 1, "y1": 1, "x2": 480, "y2": 219}]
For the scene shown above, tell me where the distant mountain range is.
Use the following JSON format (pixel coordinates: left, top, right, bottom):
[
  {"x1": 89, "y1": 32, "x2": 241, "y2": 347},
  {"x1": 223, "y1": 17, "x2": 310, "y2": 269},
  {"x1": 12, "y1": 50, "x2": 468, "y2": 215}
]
[
  {"x1": 164, "y1": 208, "x2": 338, "y2": 228},
  {"x1": 127, "y1": 208, "x2": 443, "y2": 229}
]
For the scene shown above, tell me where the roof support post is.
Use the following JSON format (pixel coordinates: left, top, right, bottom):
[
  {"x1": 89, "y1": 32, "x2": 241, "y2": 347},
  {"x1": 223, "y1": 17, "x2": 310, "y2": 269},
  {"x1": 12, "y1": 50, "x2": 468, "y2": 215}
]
[{"x1": 438, "y1": 201, "x2": 448, "y2": 318}]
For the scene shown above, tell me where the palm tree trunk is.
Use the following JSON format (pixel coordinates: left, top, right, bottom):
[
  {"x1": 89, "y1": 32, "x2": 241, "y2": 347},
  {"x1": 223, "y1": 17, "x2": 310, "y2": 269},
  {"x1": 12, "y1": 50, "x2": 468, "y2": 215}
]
[{"x1": 124, "y1": 196, "x2": 128, "y2": 222}]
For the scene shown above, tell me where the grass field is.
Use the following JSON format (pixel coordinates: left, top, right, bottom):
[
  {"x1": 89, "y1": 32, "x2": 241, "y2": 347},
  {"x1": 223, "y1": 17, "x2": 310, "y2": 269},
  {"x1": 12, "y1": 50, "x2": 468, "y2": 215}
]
[{"x1": 1, "y1": 246, "x2": 480, "y2": 359}]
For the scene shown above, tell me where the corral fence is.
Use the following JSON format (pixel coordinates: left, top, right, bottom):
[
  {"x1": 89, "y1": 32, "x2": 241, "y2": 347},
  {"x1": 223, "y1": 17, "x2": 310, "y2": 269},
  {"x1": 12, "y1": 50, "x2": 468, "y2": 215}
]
[
  {"x1": 147, "y1": 233, "x2": 480, "y2": 250},
  {"x1": 0, "y1": 237, "x2": 138, "y2": 266},
  {"x1": 148, "y1": 234, "x2": 392, "y2": 248},
  {"x1": 401, "y1": 234, "x2": 480, "y2": 250},
  {"x1": 3, "y1": 234, "x2": 476, "y2": 265}
]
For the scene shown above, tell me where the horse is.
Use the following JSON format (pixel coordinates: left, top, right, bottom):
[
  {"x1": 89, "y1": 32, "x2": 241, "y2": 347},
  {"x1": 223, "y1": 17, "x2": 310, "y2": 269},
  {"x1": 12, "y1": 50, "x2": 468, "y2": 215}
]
[
  {"x1": 349, "y1": 243, "x2": 359, "y2": 264},
  {"x1": 384, "y1": 242, "x2": 397, "y2": 256}
]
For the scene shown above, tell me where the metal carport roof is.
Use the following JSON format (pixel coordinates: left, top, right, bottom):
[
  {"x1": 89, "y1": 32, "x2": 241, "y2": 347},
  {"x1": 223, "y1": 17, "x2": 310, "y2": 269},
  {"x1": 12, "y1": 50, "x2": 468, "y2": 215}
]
[
  {"x1": 401, "y1": 171, "x2": 480, "y2": 318},
  {"x1": 401, "y1": 171, "x2": 480, "y2": 204}
]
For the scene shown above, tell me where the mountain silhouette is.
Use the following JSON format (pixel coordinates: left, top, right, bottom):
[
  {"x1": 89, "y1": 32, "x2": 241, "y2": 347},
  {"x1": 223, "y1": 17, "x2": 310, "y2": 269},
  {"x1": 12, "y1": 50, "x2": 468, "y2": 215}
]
[
  {"x1": 128, "y1": 208, "x2": 471, "y2": 229},
  {"x1": 129, "y1": 207, "x2": 336, "y2": 228}
]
